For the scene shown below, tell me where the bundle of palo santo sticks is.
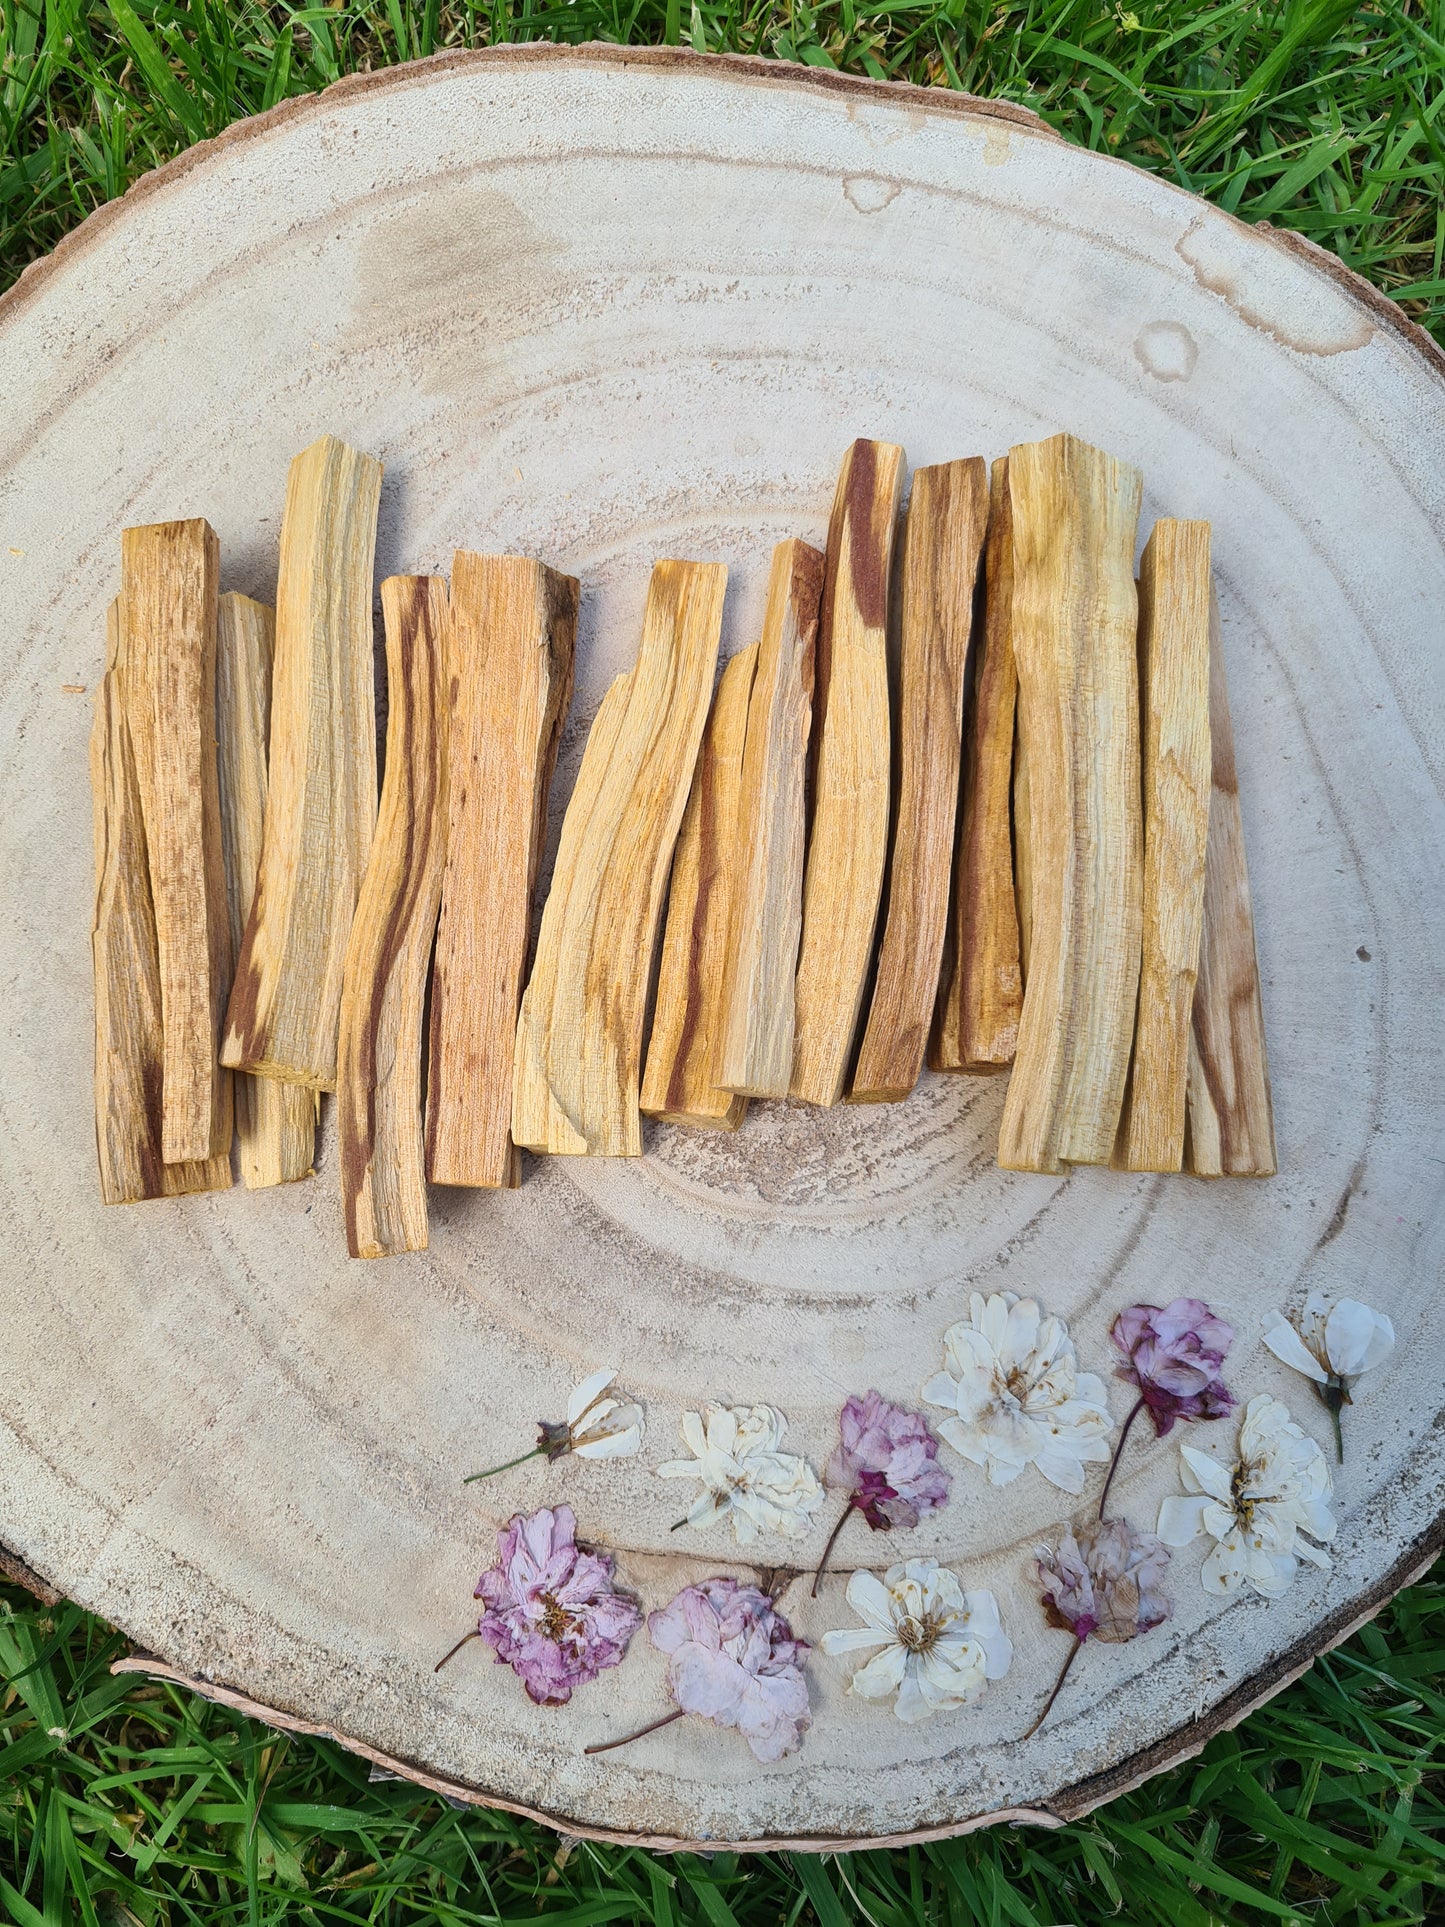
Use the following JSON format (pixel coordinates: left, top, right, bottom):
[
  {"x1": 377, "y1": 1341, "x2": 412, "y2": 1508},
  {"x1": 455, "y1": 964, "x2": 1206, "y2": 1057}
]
[{"x1": 92, "y1": 430, "x2": 1275, "y2": 1257}]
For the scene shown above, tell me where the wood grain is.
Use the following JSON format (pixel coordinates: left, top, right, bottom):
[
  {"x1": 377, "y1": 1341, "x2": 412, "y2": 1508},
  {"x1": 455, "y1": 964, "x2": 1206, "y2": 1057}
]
[
  {"x1": 791, "y1": 439, "x2": 904, "y2": 1106},
  {"x1": 426, "y1": 554, "x2": 577, "y2": 1189},
  {"x1": 1186, "y1": 587, "x2": 1277, "y2": 1177},
  {"x1": 716, "y1": 540, "x2": 823, "y2": 1098},
  {"x1": 513, "y1": 560, "x2": 726, "y2": 1156},
  {"x1": 336, "y1": 576, "x2": 450, "y2": 1258},
  {"x1": 933, "y1": 455, "x2": 1024, "y2": 1072},
  {"x1": 852, "y1": 458, "x2": 987, "y2": 1101},
  {"x1": 215, "y1": 593, "x2": 318, "y2": 1189},
  {"x1": 91, "y1": 600, "x2": 231, "y2": 1203},
  {"x1": 118, "y1": 519, "x2": 232, "y2": 1163},
  {"x1": 642, "y1": 643, "x2": 757, "y2": 1129},
  {"x1": 222, "y1": 435, "x2": 382, "y2": 1092},
  {"x1": 1118, "y1": 522, "x2": 1212, "y2": 1173},
  {"x1": 998, "y1": 432, "x2": 1143, "y2": 1173}
]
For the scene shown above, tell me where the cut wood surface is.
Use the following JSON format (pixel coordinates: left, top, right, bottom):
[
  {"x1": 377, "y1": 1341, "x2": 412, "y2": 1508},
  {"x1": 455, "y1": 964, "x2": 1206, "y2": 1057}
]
[
  {"x1": 998, "y1": 432, "x2": 1143, "y2": 1173},
  {"x1": 1119, "y1": 522, "x2": 1212, "y2": 1173},
  {"x1": 716, "y1": 539, "x2": 823, "y2": 1098},
  {"x1": 1187, "y1": 588, "x2": 1277, "y2": 1177},
  {"x1": 513, "y1": 560, "x2": 726, "y2": 1156},
  {"x1": 118, "y1": 519, "x2": 232, "y2": 1162},
  {"x1": 336, "y1": 576, "x2": 450, "y2": 1258},
  {"x1": 933, "y1": 455, "x2": 1024, "y2": 1072},
  {"x1": 642, "y1": 643, "x2": 757, "y2": 1129},
  {"x1": 91, "y1": 599, "x2": 231, "y2": 1203},
  {"x1": 215, "y1": 593, "x2": 318, "y2": 1189},
  {"x1": 426, "y1": 554, "x2": 577, "y2": 1189},
  {"x1": 222, "y1": 435, "x2": 382, "y2": 1092},
  {"x1": 791, "y1": 438, "x2": 904, "y2": 1106},
  {"x1": 853, "y1": 457, "x2": 987, "y2": 1102},
  {"x1": 1014, "y1": 703, "x2": 1033, "y2": 987}
]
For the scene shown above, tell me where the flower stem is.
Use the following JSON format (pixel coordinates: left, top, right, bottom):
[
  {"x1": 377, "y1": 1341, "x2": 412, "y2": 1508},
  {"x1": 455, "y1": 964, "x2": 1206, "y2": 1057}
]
[
  {"x1": 810, "y1": 1501, "x2": 855, "y2": 1599},
  {"x1": 1020, "y1": 1636, "x2": 1083, "y2": 1741},
  {"x1": 668, "y1": 1516, "x2": 688, "y2": 1532},
  {"x1": 1323, "y1": 1383, "x2": 1346, "y2": 1464},
  {"x1": 584, "y1": 1707, "x2": 685, "y2": 1756},
  {"x1": 434, "y1": 1629, "x2": 481, "y2": 1674},
  {"x1": 1096, "y1": 1395, "x2": 1147, "y2": 1521},
  {"x1": 463, "y1": 1447, "x2": 543, "y2": 1485}
]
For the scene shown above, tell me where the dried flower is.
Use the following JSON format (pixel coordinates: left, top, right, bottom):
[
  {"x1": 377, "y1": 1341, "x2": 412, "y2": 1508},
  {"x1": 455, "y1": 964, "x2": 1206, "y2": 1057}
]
[
  {"x1": 463, "y1": 1368, "x2": 645, "y2": 1484},
  {"x1": 811, "y1": 1392, "x2": 950, "y2": 1596},
  {"x1": 1097, "y1": 1299, "x2": 1235, "y2": 1519},
  {"x1": 1156, "y1": 1394, "x2": 1335, "y2": 1597},
  {"x1": 922, "y1": 1292, "x2": 1113, "y2": 1494},
  {"x1": 1024, "y1": 1518, "x2": 1171, "y2": 1737},
  {"x1": 657, "y1": 1404, "x2": 823, "y2": 1544},
  {"x1": 1262, "y1": 1292, "x2": 1395, "y2": 1461},
  {"x1": 1036, "y1": 1519, "x2": 1171, "y2": 1643},
  {"x1": 455, "y1": 1504, "x2": 641, "y2": 1705},
  {"x1": 1111, "y1": 1299, "x2": 1236, "y2": 1437},
  {"x1": 587, "y1": 1578, "x2": 811, "y2": 1762},
  {"x1": 821, "y1": 1560, "x2": 1011, "y2": 1723}
]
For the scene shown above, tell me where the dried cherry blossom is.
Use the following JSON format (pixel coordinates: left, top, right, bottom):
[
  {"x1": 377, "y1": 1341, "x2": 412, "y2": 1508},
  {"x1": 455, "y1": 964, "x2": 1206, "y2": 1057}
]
[
  {"x1": 1262, "y1": 1292, "x2": 1395, "y2": 1461},
  {"x1": 1025, "y1": 1518, "x2": 1172, "y2": 1737},
  {"x1": 811, "y1": 1392, "x2": 951, "y2": 1595},
  {"x1": 1098, "y1": 1298, "x2": 1235, "y2": 1518},
  {"x1": 821, "y1": 1561, "x2": 1011, "y2": 1723},
  {"x1": 463, "y1": 1368, "x2": 644, "y2": 1484},
  {"x1": 657, "y1": 1404, "x2": 823, "y2": 1544}
]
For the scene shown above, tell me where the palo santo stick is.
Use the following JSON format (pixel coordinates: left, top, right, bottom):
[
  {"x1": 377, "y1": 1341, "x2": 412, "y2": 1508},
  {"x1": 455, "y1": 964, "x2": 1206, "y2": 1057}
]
[
  {"x1": 791, "y1": 439, "x2": 904, "y2": 1106},
  {"x1": 933, "y1": 455, "x2": 1024, "y2": 1072},
  {"x1": 853, "y1": 457, "x2": 987, "y2": 1101},
  {"x1": 513, "y1": 560, "x2": 727, "y2": 1156},
  {"x1": 1013, "y1": 708, "x2": 1033, "y2": 986},
  {"x1": 642, "y1": 644, "x2": 758, "y2": 1129},
  {"x1": 1118, "y1": 522, "x2": 1212, "y2": 1172},
  {"x1": 716, "y1": 539, "x2": 823, "y2": 1097},
  {"x1": 222, "y1": 435, "x2": 382, "y2": 1091},
  {"x1": 337, "y1": 576, "x2": 450, "y2": 1257},
  {"x1": 426, "y1": 554, "x2": 578, "y2": 1189},
  {"x1": 1186, "y1": 588, "x2": 1276, "y2": 1177},
  {"x1": 93, "y1": 601, "x2": 231, "y2": 1202},
  {"x1": 215, "y1": 594, "x2": 318, "y2": 1188},
  {"x1": 998, "y1": 432, "x2": 1143, "y2": 1173},
  {"x1": 118, "y1": 519, "x2": 232, "y2": 1162}
]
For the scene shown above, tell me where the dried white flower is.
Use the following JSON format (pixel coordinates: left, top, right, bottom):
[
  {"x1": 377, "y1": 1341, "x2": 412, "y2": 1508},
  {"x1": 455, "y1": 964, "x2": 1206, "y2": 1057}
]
[
  {"x1": 1261, "y1": 1292, "x2": 1394, "y2": 1460},
  {"x1": 922, "y1": 1291, "x2": 1114, "y2": 1494},
  {"x1": 821, "y1": 1560, "x2": 1012, "y2": 1723},
  {"x1": 1156, "y1": 1393, "x2": 1335, "y2": 1597},
  {"x1": 546, "y1": 1368, "x2": 645, "y2": 1461},
  {"x1": 657, "y1": 1404, "x2": 823, "y2": 1544}
]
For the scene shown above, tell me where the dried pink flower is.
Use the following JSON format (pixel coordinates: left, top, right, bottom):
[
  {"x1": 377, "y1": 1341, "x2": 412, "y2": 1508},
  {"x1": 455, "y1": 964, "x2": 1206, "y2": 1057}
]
[
  {"x1": 1024, "y1": 1519, "x2": 1172, "y2": 1738},
  {"x1": 1111, "y1": 1298, "x2": 1236, "y2": 1438},
  {"x1": 811, "y1": 1391, "x2": 949, "y2": 1597},
  {"x1": 1036, "y1": 1518, "x2": 1172, "y2": 1644},
  {"x1": 468, "y1": 1504, "x2": 641, "y2": 1706},
  {"x1": 607, "y1": 1578, "x2": 811, "y2": 1762},
  {"x1": 828, "y1": 1390, "x2": 951, "y2": 1530}
]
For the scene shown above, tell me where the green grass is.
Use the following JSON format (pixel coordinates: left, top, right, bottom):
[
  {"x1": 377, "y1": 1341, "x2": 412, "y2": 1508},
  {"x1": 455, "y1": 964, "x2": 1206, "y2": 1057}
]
[
  {"x1": 3, "y1": 3, "x2": 1444, "y2": 1922},
  {"x1": 3, "y1": 1566, "x2": 1444, "y2": 1924},
  {"x1": 1, "y1": 3, "x2": 1444, "y2": 335}
]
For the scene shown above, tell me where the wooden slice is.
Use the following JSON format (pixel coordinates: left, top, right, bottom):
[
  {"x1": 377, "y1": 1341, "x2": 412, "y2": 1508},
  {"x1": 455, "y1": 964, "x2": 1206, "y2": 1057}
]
[{"x1": 0, "y1": 46, "x2": 1441, "y2": 1854}]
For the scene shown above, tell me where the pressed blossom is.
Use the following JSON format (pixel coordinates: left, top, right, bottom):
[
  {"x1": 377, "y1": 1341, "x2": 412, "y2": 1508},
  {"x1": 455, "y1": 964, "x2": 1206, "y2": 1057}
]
[
  {"x1": 587, "y1": 1577, "x2": 811, "y2": 1762},
  {"x1": 437, "y1": 1503, "x2": 641, "y2": 1705},
  {"x1": 821, "y1": 1559, "x2": 1012, "y2": 1723},
  {"x1": 1098, "y1": 1299, "x2": 1235, "y2": 1518},
  {"x1": 922, "y1": 1291, "x2": 1113, "y2": 1494},
  {"x1": 1262, "y1": 1292, "x2": 1395, "y2": 1461},
  {"x1": 657, "y1": 1404, "x2": 823, "y2": 1544},
  {"x1": 464, "y1": 1368, "x2": 644, "y2": 1483},
  {"x1": 1156, "y1": 1394, "x2": 1335, "y2": 1598},
  {"x1": 811, "y1": 1391, "x2": 951, "y2": 1596},
  {"x1": 1025, "y1": 1518, "x2": 1171, "y2": 1737}
]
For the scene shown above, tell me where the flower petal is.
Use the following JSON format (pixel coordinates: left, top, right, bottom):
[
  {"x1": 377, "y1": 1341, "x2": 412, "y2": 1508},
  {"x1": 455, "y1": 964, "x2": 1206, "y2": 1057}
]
[
  {"x1": 1179, "y1": 1444, "x2": 1233, "y2": 1503},
  {"x1": 566, "y1": 1367, "x2": 617, "y2": 1425},
  {"x1": 1325, "y1": 1300, "x2": 1395, "y2": 1378},
  {"x1": 1261, "y1": 1314, "x2": 1329, "y2": 1384},
  {"x1": 849, "y1": 1645, "x2": 909, "y2": 1701},
  {"x1": 1156, "y1": 1495, "x2": 1212, "y2": 1547}
]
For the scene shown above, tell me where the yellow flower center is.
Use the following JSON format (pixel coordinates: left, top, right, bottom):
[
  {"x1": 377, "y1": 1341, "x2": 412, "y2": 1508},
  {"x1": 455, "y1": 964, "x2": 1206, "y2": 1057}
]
[
  {"x1": 897, "y1": 1612, "x2": 942, "y2": 1654},
  {"x1": 539, "y1": 1593, "x2": 578, "y2": 1642}
]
